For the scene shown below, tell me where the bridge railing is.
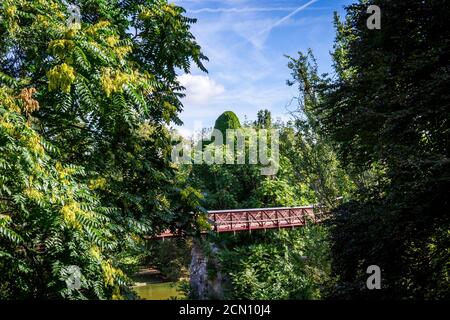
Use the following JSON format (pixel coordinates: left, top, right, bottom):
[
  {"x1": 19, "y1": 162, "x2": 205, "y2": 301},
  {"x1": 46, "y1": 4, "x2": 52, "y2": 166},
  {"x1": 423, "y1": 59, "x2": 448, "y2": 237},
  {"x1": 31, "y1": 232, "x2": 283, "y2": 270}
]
[
  {"x1": 153, "y1": 205, "x2": 320, "y2": 239},
  {"x1": 208, "y1": 206, "x2": 316, "y2": 233}
]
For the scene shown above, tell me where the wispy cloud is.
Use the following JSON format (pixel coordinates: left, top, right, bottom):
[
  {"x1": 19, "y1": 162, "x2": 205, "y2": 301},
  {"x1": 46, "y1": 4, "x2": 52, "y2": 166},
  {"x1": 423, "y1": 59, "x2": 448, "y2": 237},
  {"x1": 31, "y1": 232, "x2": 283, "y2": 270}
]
[
  {"x1": 255, "y1": 0, "x2": 319, "y2": 37},
  {"x1": 188, "y1": 7, "x2": 297, "y2": 14},
  {"x1": 187, "y1": 5, "x2": 329, "y2": 14},
  {"x1": 221, "y1": 0, "x2": 321, "y2": 49}
]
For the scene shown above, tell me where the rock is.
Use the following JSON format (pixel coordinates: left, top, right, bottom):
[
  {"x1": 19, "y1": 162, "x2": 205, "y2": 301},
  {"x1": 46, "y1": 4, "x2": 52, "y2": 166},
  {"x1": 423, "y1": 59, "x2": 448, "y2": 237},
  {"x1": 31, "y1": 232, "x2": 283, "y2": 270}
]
[{"x1": 189, "y1": 240, "x2": 224, "y2": 299}]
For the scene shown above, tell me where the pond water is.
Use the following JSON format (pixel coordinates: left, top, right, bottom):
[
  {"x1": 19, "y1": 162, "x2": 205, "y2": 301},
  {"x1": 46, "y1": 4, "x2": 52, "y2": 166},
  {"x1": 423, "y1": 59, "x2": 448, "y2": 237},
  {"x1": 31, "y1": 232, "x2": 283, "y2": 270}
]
[
  {"x1": 132, "y1": 268, "x2": 185, "y2": 300},
  {"x1": 133, "y1": 281, "x2": 184, "y2": 300}
]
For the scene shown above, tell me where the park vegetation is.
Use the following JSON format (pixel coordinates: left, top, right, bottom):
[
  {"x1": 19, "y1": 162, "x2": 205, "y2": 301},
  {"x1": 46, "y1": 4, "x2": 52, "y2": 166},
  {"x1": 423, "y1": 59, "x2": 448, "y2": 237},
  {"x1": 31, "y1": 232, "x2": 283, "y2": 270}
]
[{"x1": 0, "y1": 0, "x2": 448, "y2": 300}]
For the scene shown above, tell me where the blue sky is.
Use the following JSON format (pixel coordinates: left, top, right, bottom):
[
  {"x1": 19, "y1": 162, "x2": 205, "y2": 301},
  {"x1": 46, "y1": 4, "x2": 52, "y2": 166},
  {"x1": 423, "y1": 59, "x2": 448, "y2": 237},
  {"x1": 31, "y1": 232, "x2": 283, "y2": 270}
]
[{"x1": 172, "y1": 0, "x2": 353, "y2": 136}]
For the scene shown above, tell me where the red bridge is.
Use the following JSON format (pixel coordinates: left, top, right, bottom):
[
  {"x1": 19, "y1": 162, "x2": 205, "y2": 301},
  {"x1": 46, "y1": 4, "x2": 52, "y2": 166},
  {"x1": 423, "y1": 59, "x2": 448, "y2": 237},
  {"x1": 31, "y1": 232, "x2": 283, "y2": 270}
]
[{"x1": 157, "y1": 206, "x2": 318, "y2": 239}]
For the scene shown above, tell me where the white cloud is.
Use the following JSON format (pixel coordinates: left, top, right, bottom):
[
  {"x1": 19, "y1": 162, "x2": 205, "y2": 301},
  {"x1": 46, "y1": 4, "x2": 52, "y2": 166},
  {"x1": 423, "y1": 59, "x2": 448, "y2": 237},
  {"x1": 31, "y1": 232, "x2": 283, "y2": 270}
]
[
  {"x1": 178, "y1": 74, "x2": 225, "y2": 105},
  {"x1": 173, "y1": 126, "x2": 194, "y2": 139}
]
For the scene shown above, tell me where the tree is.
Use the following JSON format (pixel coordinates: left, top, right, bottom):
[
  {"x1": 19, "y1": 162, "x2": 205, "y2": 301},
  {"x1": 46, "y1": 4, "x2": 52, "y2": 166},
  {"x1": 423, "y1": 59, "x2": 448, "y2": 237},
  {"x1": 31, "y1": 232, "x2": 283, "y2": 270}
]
[
  {"x1": 0, "y1": 87, "x2": 126, "y2": 299},
  {"x1": 308, "y1": 0, "x2": 450, "y2": 298},
  {"x1": 193, "y1": 111, "x2": 255, "y2": 210},
  {"x1": 0, "y1": 0, "x2": 206, "y2": 299},
  {"x1": 214, "y1": 111, "x2": 241, "y2": 137},
  {"x1": 285, "y1": 50, "x2": 355, "y2": 210},
  {"x1": 255, "y1": 109, "x2": 272, "y2": 129}
]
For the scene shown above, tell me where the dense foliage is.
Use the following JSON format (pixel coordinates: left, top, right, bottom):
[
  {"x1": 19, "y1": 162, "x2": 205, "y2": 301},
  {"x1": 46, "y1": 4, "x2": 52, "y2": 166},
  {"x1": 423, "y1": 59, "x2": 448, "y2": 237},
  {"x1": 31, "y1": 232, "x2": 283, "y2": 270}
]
[
  {"x1": 199, "y1": 0, "x2": 450, "y2": 299},
  {"x1": 213, "y1": 111, "x2": 241, "y2": 138},
  {"x1": 191, "y1": 111, "x2": 312, "y2": 210},
  {"x1": 186, "y1": 110, "x2": 341, "y2": 299},
  {"x1": 212, "y1": 225, "x2": 332, "y2": 300},
  {"x1": 145, "y1": 238, "x2": 191, "y2": 282},
  {"x1": 0, "y1": 88, "x2": 125, "y2": 299},
  {"x1": 1, "y1": 0, "x2": 447, "y2": 301},
  {"x1": 0, "y1": 0, "x2": 205, "y2": 299},
  {"x1": 300, "y1": 0, "x2": 450, "y2": 299}
]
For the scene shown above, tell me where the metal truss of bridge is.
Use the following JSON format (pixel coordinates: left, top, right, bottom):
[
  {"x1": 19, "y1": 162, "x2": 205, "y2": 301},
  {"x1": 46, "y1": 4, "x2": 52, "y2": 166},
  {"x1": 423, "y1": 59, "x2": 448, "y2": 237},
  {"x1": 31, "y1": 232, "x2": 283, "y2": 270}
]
[{"x1": 156, "y1": 206, "x2": 318, "y2": 239}]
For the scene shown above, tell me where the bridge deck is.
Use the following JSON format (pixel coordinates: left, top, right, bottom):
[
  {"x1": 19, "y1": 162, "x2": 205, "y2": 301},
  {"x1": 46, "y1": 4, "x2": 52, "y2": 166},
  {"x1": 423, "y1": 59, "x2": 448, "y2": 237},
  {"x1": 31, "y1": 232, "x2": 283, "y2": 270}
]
[{"x1": 156, "y1": 206, "x2": 316, "y2": 238}]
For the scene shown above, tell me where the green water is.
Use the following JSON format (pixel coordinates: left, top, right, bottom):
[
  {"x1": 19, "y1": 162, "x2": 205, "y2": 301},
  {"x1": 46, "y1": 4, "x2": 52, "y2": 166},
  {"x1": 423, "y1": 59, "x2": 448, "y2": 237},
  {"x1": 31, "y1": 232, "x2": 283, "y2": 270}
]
[{"x1": 133, "y1": 281, "x2": 184, "y2": 300}]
